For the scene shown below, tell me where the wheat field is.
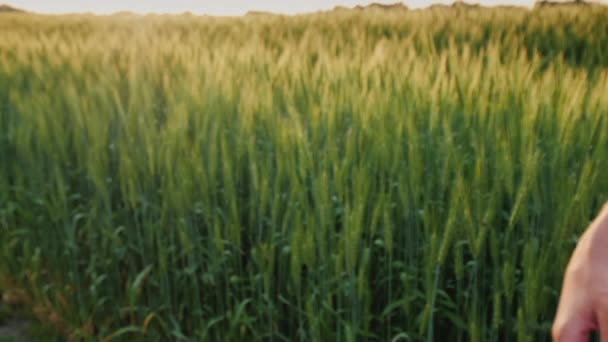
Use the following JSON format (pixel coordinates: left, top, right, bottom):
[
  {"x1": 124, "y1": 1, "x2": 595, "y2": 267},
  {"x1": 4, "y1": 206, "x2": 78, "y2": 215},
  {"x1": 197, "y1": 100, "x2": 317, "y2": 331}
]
[{"x1": 1, "y1": 5, "x2": 608, "y2": 341}]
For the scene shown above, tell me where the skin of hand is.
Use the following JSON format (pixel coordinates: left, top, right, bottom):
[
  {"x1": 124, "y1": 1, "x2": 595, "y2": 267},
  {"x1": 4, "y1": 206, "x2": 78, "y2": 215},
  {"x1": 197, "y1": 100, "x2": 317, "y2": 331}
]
[{"x1": 553, "y1": 203, "x2": 608, "y2": 342}]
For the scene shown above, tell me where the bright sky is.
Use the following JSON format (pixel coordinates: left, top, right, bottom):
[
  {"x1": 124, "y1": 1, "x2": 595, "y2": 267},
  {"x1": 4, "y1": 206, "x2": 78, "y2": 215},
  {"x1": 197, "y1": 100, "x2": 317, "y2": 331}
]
[{"x1": 8, "y1": 0, "x2": 542, "y2": 15}]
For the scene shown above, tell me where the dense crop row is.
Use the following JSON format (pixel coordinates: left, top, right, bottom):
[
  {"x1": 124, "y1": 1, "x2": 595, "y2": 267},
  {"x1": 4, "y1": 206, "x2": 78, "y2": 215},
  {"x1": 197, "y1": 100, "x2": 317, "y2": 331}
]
[{"x1": 1, "y1": 5, "x2": 608, "y2": 341}]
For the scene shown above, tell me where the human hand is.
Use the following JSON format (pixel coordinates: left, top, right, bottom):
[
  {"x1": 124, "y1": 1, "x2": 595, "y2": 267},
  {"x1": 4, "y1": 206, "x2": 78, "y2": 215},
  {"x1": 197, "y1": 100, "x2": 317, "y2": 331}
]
[{"x1": 553, "y1": 203, "x2": 608, "y2": 341}]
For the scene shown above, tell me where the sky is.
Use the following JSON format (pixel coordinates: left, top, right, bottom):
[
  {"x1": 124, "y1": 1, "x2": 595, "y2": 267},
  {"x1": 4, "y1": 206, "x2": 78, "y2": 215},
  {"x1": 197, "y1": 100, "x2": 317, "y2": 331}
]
[{"x1": 8, "y1": 0, "x2": 544, "y2": 15}]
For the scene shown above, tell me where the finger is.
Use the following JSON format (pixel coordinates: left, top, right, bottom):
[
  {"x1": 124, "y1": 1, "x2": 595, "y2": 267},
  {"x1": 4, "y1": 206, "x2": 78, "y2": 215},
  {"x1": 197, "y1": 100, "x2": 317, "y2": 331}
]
[
  {"x1": 553, "y1": 295, "x2": 595, "y2": 342},
  {"x1": 599, "y1": 309, "x2": 608, "y2": 342},
  {"x1": 553, "y1": 317, "x2": 594, "y2": 342}
]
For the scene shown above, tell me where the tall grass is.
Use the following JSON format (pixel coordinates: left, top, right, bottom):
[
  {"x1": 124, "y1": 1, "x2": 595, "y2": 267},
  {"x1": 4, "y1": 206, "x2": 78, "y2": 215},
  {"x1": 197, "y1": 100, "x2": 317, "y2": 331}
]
[{"x1": 1, "y1": 5, "x2": 607, "y2": 341}]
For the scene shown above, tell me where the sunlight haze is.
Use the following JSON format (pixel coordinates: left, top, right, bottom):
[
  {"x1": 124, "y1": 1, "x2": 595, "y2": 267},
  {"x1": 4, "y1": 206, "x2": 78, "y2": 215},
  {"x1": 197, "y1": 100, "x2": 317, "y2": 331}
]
[{"x1": 8, "y1": 0, "x2": 542, "y2": 15}]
